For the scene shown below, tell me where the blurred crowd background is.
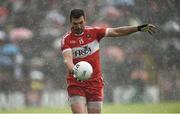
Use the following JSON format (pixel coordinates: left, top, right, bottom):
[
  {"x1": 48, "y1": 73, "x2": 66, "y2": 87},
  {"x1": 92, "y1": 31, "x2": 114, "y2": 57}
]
[{"x1": 0, "y1": 0, "x2": 180, "y2": 108}]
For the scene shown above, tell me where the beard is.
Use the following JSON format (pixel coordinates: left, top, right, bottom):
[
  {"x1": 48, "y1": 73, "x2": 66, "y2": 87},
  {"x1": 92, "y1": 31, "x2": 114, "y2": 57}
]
[{"x1": 72, "y1": 27, "x2": 84, "y2": 35}]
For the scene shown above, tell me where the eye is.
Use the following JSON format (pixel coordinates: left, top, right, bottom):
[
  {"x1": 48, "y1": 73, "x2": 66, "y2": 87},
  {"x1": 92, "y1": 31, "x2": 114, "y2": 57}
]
[
  {"x1": 73, "y1": 22, "x2": 78, "y2": 25},
  {"x1": 79, "y1": 21, "x2": 83, "y2": 24}
]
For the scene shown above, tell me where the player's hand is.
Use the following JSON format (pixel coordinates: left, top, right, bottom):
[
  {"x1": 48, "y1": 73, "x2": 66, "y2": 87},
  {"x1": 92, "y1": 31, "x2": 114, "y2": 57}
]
[
  {"x1": 74, "y1": 77, "x2": 83, "y2": 82},
  {"x1": 73, "y1": 75, "x2": 83, "y2": 82},
  {"x1": 138, "y1": 24, "x2": 157, "y2": 35},
  {"x1": 72, "y1": 66, "x2": 83, "y2": 82}
]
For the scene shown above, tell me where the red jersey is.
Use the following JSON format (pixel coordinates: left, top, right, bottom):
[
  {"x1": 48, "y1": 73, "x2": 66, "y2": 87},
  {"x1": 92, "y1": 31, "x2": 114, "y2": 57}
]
[{"x1": 61, "y1": 26, "x2": 107, "y2": 87}]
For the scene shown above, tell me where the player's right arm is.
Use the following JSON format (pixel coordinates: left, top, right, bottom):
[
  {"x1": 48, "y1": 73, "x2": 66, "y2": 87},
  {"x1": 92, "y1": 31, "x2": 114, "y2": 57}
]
[
  {"x1": 61, "y1": 34, "x2": 75, "y2": 74},
  {"x1": 62, "y1": 50, "x2": 74, "y2": 74}
]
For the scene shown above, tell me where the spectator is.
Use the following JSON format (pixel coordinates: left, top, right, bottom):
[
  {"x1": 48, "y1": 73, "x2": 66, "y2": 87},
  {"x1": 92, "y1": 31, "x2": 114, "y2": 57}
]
[{"x1": 0, "y1": 30, "x2": 20, "y2": 94}]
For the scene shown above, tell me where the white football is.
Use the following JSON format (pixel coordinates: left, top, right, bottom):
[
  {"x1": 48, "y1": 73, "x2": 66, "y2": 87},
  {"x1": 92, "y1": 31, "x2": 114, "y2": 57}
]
[{"x1": 73, "y1": 61, "x2": 93, "y2": 81}]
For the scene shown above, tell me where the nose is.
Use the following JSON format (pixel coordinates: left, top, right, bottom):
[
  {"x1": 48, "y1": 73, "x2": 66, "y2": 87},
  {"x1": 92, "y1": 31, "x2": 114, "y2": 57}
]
[{"x1": 77, "y1": 24, "x2": 81, "y2": 28}]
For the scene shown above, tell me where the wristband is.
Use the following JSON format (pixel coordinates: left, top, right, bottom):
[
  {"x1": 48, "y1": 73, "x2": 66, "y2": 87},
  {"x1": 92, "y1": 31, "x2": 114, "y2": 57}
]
[{"x1": 137, "y1": 24, "x2": 148, "y2": 31}]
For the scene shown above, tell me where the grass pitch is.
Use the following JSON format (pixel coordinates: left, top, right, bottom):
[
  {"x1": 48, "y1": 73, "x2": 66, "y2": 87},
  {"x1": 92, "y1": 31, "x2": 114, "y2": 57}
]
[{"x1": 0, "y1": 102, "x2": 180, "y2": 113}]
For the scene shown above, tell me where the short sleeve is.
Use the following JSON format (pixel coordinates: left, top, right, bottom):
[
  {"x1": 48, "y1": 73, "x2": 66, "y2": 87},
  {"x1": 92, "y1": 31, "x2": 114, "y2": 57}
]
[
  {"x1": 94, "y1": 27, "x2": 107, "y2": 41},
  {"x1": 60, "y1": 35, "x2": 72, "y2": 54}
]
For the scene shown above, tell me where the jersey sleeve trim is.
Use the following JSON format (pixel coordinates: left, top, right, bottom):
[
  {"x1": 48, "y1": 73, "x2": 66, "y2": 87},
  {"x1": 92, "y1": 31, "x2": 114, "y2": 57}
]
[{"x1": 62, "y1": 48, "x2": 72, "y2": 54}]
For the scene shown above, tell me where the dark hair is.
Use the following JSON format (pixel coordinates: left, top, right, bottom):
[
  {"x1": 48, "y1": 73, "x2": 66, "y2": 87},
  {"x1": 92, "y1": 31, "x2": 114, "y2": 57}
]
[{"x1": 70, "y1": 9, "x2": 85, "y2": 22}]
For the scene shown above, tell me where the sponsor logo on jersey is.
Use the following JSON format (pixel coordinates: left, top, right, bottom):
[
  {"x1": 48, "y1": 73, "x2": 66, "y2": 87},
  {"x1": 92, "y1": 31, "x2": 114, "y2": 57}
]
[
  {"x1": 72, "y1": 40, "x2": 99, "y2": 58},
  {"x1": 74, "y1": 45, "x2": 92, "y2": 57}
]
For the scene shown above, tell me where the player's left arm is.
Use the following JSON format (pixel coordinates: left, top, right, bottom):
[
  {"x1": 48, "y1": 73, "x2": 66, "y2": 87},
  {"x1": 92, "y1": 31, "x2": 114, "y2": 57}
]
[{"x1": 106, "y1": 24, "x2": 156, "y2": 37}]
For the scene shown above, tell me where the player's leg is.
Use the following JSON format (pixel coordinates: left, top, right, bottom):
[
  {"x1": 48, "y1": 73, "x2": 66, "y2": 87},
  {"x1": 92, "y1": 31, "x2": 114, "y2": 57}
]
[
  {"x1": 69, "y1": 95, "x2": 87, "y2": 113},
  {"x1": 86, "y1": 86, "x2": 104, "y2": 114},
  {"x1": 87, "y1": 101, "x2": 103, "y2": 114},
  {"x1": 68, "y1": 85, "x2": 87, "y2": 113}
]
